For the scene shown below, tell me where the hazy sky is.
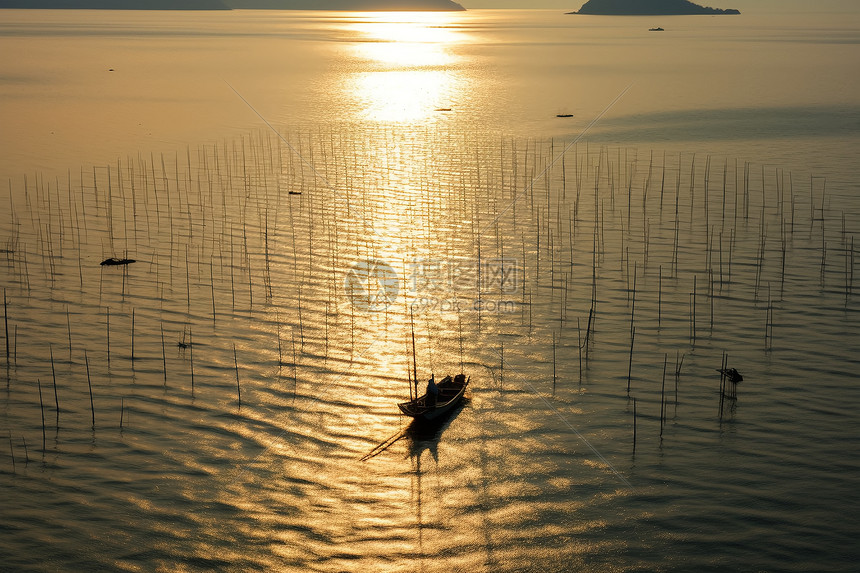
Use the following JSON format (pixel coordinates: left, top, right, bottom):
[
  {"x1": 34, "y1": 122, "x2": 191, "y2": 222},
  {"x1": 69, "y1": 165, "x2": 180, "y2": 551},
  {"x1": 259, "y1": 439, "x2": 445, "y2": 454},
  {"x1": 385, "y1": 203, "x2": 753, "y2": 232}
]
[{"x1": 461, "y1": 0, "x2": 860, "y2": 12}]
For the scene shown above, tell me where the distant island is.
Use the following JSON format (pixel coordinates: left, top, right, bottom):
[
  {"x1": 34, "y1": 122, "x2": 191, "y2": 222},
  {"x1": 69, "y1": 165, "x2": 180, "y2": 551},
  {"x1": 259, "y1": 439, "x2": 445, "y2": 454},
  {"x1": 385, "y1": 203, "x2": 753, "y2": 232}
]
[
  {"x1": 0, "y1": 0, "x2": 465, "y2": 9},
  {"x1": 569, "y1": 0, "x2": 739, "y2": 15}
]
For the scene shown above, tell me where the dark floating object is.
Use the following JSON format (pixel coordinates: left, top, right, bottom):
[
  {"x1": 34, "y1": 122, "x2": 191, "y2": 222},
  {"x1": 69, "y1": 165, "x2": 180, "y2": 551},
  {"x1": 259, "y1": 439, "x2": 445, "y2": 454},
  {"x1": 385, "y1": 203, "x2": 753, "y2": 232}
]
[
  {"x1": 649, "y1": 27, "x2": 665, "y2": 31},
  {"x1": 434, "y1": 107, "x2": 452, "y2": 112},
  {"x1": 399, "y1": 374, "x2": 469, "y2": 422},
  {"x1": 288, "y1": 191, "x2": 302, "y2": 195},
  {"x1": 556, "y1": 113, "x2": 574, "y2": 118},
  {"x1": 109, "y1": 68, "x2": 115, "y2": 71},
  {"x1": 100, "y1": 257, "x2": 136, "y2": 266},
  {"x1": 718, "y1": 367, "x2": 743, "y2": 383}
]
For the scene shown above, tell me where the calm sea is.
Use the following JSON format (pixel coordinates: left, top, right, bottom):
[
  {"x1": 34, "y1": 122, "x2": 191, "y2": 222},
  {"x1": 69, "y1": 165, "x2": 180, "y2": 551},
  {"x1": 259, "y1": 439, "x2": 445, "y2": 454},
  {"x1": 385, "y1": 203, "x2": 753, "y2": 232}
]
[{"x1": 1, "y1": 8, "x2": 860, "y2": 572}]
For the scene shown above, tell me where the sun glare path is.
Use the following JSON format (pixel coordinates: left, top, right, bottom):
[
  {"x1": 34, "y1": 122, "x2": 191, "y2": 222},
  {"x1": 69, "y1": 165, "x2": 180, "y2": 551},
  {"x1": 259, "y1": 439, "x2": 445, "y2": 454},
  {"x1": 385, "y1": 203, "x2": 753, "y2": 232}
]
[{"x1": 343, "y1": 12, "x2": 467, "y2": 123}]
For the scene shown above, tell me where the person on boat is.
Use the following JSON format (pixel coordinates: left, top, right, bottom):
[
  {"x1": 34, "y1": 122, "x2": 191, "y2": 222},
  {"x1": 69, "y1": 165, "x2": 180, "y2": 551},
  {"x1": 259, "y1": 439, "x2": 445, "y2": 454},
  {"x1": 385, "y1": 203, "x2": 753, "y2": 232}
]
[{"x1": 426, "y1": 375, "x2": 439, "y2": 408}]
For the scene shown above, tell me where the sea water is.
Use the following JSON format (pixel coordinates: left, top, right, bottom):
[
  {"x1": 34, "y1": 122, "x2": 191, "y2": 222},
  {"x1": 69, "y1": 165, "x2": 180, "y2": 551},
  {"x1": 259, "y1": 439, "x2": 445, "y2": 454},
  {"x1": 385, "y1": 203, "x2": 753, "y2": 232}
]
[{"x1": 1, "y1": 9, "x2": 859, "y2": 572}]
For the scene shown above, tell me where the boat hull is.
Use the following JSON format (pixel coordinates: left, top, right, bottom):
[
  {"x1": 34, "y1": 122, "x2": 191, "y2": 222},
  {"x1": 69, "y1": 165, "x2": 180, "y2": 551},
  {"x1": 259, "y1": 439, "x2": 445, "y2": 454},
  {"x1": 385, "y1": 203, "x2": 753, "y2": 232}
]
[{"x1": 398, "y1": 374, "x2": 469, "y2": 421}]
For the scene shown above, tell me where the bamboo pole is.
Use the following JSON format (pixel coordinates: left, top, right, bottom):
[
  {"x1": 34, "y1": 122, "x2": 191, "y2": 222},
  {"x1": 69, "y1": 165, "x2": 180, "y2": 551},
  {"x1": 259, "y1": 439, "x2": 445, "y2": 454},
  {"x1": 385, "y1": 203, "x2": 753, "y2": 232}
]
[
  {"x1": 660, "y1": 354, "x2": 667, "y2": 437},
  {"x1": 234, "y1": 342, "x2": 241, "y2": 407},
  {"x1": 189, "y1": 327, "x2": 195, "y2": 392},
  {"x1": 85, "y1": 350, "x2": 95, "y2": 428},
  {"x1": 626, "y1": 326, "x2": 635, "y2": 393},
  {"x1": 160, "y1": 323, "x2": 167, "y2": 382},
  {"x1": 38, "y1": 379, "x2": 46, "y2": 450},
  {"x1": 3, "y1": 288, "x2": 8, "y2": 364},
  {"x1": 130, "y1": 308, "x2": 135, "y2": 362},
  {"x1": 632, "y1": 397, "x2": 637, "y2": 454},
  {"x1": 50, "y1": 344, "x2": 59, "y2": 420},
  {"x1": 106, "y1": 306, "x2": 111, "y2": 365}
]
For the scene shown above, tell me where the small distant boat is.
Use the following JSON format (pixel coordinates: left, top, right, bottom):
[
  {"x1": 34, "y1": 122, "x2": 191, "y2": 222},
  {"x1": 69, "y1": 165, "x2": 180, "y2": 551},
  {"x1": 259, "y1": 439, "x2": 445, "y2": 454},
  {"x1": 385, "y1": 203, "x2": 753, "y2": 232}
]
[
  {"x1": 434, "y1": 107, "x2": 452, "y2": 112},
  {"x1": 649, "y1": 27, "x2": 665, "y2": 32},
  {"x1": 398, "y1": 374, "x2": 469, "y2": 422},
  {"x1": 100, "y1": 257, "x2": 136, "y2": 266},
  {"x1": 556, "y1": 113, "x2": 574, "y2": 118},
  {"x1": 288, "y1": 191, "x2": 302, "y2": 195}
]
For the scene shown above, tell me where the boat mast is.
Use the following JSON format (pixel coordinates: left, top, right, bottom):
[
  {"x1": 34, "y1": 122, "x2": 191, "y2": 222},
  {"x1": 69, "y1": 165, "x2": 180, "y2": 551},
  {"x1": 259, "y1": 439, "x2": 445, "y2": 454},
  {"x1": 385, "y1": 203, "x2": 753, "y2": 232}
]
[
  {"x1": 458, "y1": 311, "x2": 464, "y2": 374},
  {"x1": 411, "y1": 307, "x2": 419, "y2": 398},
  {"x1": 407, "y1": 347, "x2": 413, "y2": 401}
]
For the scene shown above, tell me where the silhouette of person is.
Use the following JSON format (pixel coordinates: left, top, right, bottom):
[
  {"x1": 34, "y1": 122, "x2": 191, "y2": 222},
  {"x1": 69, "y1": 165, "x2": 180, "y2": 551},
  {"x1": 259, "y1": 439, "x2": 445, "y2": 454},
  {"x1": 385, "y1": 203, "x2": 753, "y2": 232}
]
[{"x1": 426, "y1": 375, "x2": 439, "y2": 408}]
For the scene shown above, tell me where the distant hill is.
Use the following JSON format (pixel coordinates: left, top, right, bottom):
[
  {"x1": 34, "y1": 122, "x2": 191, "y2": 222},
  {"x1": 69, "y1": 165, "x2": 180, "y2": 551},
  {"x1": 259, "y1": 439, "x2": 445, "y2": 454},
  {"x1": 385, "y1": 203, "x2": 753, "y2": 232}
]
[
  {"x1": 0, "y1": 0, "x2": 229, "y2": 7},
  {"x1": 225, "y1": 0, "x2": 465, "y2": 9},
  {"x1": 0, "y1": 0, "x2": 465, "y2": 9},
  {"x1": 570, "y1": 0, "x2": 740, "y2": 15}
]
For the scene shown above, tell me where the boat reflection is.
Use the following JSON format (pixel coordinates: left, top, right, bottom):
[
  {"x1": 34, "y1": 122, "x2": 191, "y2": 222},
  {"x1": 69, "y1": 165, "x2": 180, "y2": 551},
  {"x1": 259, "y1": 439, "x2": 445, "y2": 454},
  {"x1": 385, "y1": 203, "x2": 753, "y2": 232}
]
[
  {"x1": 359, "y1": 392, "x2": 468, "y2": 463},
  {"x1": 407, "y1": 396, "x2": 467, "y2": 564},
  {"x1": 404, "y1": 394, "x2": 468, "y2": 463}
]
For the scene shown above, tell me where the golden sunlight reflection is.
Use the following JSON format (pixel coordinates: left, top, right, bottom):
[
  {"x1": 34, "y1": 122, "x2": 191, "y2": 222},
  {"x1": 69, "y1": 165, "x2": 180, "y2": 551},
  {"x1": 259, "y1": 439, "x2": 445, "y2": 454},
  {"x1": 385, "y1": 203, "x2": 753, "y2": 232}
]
[
  {"x1": 343, "y1": 12, "x2": 466, "y2": 123},
  {"x1": 352, "y1": 70, "x2": 458, "y2": 123}
]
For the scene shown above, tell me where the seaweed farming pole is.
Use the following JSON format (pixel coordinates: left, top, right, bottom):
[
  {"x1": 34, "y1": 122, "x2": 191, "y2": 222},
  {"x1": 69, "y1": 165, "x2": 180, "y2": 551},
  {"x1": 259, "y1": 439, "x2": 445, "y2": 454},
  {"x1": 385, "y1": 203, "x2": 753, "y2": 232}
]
[
  {"x1": 160, "y1": 323, "x2": 167, "y2": 382},
  {"x1": 659, "y1": 354, "x2": 667, "y2": 437},
  {"x1": 658, "y1": 265, "x2": 663, "y2": 327},
  {"x1": 190, "y1": 328, "x2": 195, "y2": 392},
  {"x1": 84, "y1": 350, "x2": 95, "y2": 428},
  {"x1": 3, "y1": 288, "x2": 8, "y2": 364},
  {"x1": 38, "y1": 379, "x2": 46, "y2": 451},
  {"x1": 630, "y1": 262, "x2": 637, "y2": 335},
  {"x1": 233, "y1": 343, "x2": 241, "y2": 407},
  {"x1": 765, "y1": 284, "x2": 774, "y2": 350},
  {"x1": 500, "y1": 341, "x2": 505, "y2": 388},
  {"x1": 9, "y1": 438, "x2": 16, "y2": 474},
  {"x1": 626, "y1": 326, "x2": 635, "y2": 393},
  {"x1": 50, "y1": 344, "x2": 59, "y2": 419},
  {"x1": 210, "y1": 261, "x2": 217, "y2": 326},
  {"x1": 709, "y1": 269, "x2": 714, "y2": 331},
  {"x1": 66, "y1": 306, "x2": 73, "y2": 361},
  {"x1": 106, "y1": 307, "x2": 111, "y2": 365},
  {"x1": 719, "y1": 352, "x2": 728, "y2": 419},
  {"x1": 632, "y1": 397, "x2": 637, "y2": 454},
  {"x1": 577, "y1": 317, "x2": 582, "y2": 382},
  {"x1": 552, "y1": 331, "x2": 557, "y2": 395},
  {"x1": 130, "y1": 308, "x2": 135, "y2": 362},
  {"x1": 690, "y1": 276, "x2": 697, "y2": 343}
]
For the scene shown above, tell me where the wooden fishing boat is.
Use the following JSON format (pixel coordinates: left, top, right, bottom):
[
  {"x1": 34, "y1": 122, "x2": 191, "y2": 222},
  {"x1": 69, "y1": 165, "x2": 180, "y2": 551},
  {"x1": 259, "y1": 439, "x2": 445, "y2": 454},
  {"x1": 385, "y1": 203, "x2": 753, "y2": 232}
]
[
  {"x1": 100, "y1": 257, "x2": 136, "y2": 266},
  {"x1": 398, "y1": 374, "x2": 469, "y2": 422}
]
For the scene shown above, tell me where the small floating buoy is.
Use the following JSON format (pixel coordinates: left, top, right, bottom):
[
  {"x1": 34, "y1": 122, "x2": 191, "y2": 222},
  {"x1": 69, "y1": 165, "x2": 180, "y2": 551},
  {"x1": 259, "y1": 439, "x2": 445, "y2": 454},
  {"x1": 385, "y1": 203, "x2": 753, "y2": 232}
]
[
  {"x1": 717, "y1": 367, "x2": 743, "y2": 383},
  {"x1": 109, "y1": 68, "x2": 115, "y2": 72}
]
